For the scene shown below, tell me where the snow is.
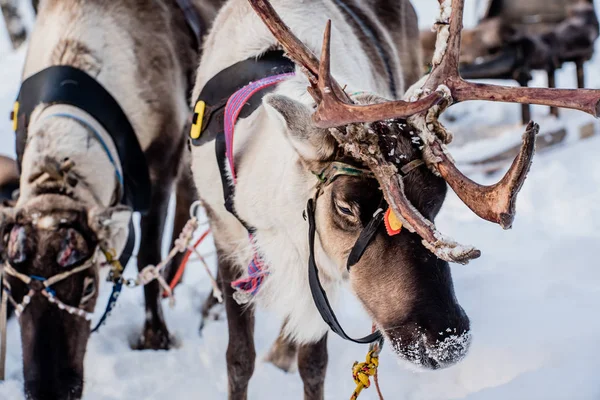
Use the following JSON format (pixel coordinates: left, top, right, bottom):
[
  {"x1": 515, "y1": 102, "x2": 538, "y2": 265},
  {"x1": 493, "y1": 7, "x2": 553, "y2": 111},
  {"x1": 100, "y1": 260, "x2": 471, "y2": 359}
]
[{"x1": 1, "y1": 1, "x2": 600, "y2": 399}]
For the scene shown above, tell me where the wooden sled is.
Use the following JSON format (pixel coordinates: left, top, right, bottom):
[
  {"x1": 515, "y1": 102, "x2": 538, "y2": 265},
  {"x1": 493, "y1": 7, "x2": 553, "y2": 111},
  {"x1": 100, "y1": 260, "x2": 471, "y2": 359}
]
[
  {"x1": 421, "y1": 0, "x2": 599, "y2": 124},
  {"x1": 453, "y1": 116, "x2": 598, "y2": 175}
]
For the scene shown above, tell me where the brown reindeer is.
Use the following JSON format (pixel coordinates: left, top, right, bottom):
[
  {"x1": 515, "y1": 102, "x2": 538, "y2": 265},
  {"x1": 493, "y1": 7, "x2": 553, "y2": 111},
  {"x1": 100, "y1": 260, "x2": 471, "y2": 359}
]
[
  {"x1": 189, "y1": 0, "x2": 600, "y2": 398},
  {"x1": 0, "y1": 1, "x2": 223, "y2": 399}
]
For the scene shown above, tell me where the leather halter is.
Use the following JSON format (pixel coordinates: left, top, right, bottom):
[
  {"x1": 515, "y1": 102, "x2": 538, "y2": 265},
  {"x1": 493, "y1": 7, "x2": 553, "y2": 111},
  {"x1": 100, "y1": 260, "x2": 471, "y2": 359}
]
[
  {"x1": 190, "y1": 51, "x2": 295, "y2": 221},
  {"x1": 174, "y1": 0, "x2": 203, "y2": 49},
  {"x1": 306, "y1": 157, "x2": 423, "y2": 344}
]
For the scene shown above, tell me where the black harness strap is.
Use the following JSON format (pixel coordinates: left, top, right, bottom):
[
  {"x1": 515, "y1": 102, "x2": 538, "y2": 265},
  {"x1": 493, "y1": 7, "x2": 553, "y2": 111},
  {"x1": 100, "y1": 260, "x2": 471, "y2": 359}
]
[
  {"x1": 13, "y1": 66, "x2": 151, "y2": 213},
  {"x1": 306, "y1": 155, "x2": 424, "y2": 344},
  {"x1": 347, "y1": 207, "x2": 384, "y2": 270},
  {"x1": 191, "y1": 51, "x2": 295, "y2": 147},
  {"x1": 174, "y1": 0, "x2": 203, "y2": 49},
  {"x1": 191, "y1": 51, "x2": 295, "y2": 223},
  {"x1": 307, "y1": 199, "x2": 383, "y2": 344}
]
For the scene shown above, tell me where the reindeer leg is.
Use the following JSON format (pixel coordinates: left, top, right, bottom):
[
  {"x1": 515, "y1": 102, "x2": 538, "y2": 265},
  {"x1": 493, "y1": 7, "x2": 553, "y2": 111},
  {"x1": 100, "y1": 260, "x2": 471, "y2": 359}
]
[
  {"x1": 199, "y1": 268, "x2": 224, "y2": 332},
  {"x1": 298, "y1": 334, "x2": 328, "y2": 400},
  {"x1": 265, "y1": 321, "x2": 298, "y2": 373},
  {"x1": 137, "y1": 179, "x2": 173, "y2": 350},
  {"x1": 219, "y1": 248, "x2": 256, "y2": 400}
]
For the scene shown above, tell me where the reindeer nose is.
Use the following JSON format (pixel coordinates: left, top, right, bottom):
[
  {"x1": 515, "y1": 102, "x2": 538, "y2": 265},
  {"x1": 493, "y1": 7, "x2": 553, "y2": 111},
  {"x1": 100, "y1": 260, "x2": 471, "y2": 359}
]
[{"x1": 422, "y1": 305, "x2": 471, "y2": 367}]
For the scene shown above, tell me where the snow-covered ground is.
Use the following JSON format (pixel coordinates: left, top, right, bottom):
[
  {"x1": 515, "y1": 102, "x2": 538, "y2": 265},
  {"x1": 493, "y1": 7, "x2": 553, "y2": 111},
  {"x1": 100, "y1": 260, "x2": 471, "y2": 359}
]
[{"x1": 1, "y1": 1, "x2": 600, "y2": 399}]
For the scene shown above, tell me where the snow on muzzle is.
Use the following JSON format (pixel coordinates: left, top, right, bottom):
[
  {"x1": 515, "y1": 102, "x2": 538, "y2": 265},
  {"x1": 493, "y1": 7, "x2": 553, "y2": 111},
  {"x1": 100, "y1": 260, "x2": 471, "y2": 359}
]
[{"x1": 386, "y1": 320, "x2": 472, "y2": 370}]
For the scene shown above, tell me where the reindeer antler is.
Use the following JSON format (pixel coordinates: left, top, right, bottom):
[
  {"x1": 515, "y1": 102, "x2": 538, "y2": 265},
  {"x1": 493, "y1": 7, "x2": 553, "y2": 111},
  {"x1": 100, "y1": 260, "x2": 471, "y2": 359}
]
[
  {"x1": 248, "y1": 0, "x2": 444, "y2": 124},
  {"x1": 410, "y1": 0, "x2": 600, "y2": 229},
  {"x1": 247, "y1": 0, "x2": 600, "y2": 263},
  {"x1": 423, "y1": 0, "x2": 600, "y2": 116}
]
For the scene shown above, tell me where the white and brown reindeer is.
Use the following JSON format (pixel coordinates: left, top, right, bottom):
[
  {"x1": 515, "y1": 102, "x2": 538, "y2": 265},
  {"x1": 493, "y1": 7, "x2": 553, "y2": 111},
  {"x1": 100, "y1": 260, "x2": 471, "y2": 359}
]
[
  {"x1": 189, "y1": 0, "x2": 600, "y2": 398},
  {"x1": 0, "y1": 0, "x2": 224, "y2": 398}
]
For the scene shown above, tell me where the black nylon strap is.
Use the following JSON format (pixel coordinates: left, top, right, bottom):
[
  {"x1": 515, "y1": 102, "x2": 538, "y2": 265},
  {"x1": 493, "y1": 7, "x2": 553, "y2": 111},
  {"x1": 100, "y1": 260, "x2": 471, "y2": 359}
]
[
  {"x1": 14, "y1": 66, "x2": 151, "y2": 213},
  {"x1": 191, "y1": 51, "x2": 295, "y2": 147},
  {"x1": 215, "y1": 131, "x2": 236, "y2": 217},
  {"x1": 196, "y1": 52, "x2": 294, "y2": 231},
  {"x1": 174, "y1": 0, "x2": 203, "y2": 49},
  {"x1": 347, "y1": 208, "x2": 384, "y2": 270},
  {"x1": 307, "y1": 199, "x2": 382, "y2": 344}
]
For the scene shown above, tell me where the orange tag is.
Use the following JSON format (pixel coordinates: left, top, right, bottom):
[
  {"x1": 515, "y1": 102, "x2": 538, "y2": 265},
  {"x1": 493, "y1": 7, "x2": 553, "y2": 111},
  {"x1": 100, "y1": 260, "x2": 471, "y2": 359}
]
[{"x1": 384, "y1": 208, "x2": 402, "y2": 236}]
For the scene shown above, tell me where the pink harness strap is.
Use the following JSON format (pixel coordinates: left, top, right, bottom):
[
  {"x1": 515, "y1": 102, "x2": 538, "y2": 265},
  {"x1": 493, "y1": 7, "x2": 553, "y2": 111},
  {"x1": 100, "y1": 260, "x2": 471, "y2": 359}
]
[
  {"x1": 224, "y1": 73, "x2": 294, "y2": 301},
  {"x1": 224, "y1": 73, "x2": 294, "y2": 182}
]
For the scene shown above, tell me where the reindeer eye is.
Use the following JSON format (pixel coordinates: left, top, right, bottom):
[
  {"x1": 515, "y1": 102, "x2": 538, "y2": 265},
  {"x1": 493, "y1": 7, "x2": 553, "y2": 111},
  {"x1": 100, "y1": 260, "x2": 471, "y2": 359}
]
[
  {"x1": 335, "y1": 202, "x2": 354, "y2": 217},
  {"x1": 338, "y1": 206, "x2": 352, "y2": 215},
  {"x1": 80, "y1": 276, "x2": 96, "y2": 305}
]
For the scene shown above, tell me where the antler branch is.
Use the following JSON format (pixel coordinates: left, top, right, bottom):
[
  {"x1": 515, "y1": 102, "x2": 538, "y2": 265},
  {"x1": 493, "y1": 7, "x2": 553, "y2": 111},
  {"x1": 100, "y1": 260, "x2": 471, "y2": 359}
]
[
  {"x1": 247, "y1": 0, "x2": 596, "y2": 262},
  {"x1": 424, "y1": 0, "x2": 600, "y2": 117},
  {"x1": 413, "y1": 0, "x2": 600, "y2": 228},
  {"x1": 431, "y1": 122, "x2": 538, "y2": 229},
  {"x1": 248, "y1": 0, "x2": 444, "y2": 126},
  {"x1": 450, "y1": 79, "x2": 600, "y2": 117},
  {"x1": 249, "y1": 0, "x2": 482, "y2": 263},
  {"x1": 328, "y1": 123, "x2": 480, "y2": 264}
]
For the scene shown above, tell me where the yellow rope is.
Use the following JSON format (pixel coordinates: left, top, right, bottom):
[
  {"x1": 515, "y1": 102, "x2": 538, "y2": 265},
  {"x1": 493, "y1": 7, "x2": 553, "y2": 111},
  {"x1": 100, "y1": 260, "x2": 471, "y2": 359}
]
[{"x1": 350, "y1": 349, "x2": 379, "y2": 400}]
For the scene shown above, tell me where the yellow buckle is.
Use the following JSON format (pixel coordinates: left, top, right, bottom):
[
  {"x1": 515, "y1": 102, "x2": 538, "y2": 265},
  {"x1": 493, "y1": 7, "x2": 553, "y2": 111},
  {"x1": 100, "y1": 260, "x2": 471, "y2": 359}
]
[
  {"x1": 11, "y1": 102, "x2": 19, "y2": 131},
  {"x1": 190, "y1": 100, "x2": 206, "y2": 140}
]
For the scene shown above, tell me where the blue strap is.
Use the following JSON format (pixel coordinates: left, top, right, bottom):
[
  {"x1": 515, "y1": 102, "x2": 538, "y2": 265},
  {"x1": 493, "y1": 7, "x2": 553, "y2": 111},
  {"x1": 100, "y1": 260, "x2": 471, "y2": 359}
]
[
  {"x1": 29, "y1": 275, "x2": 55, "y2": 296},
  {"x1": 41, "y1": 112, "x2": 124, "y2": 188},
  {"x1": 91, "y1": 280, "x2": 123, "y2": 333},
  {"x1": 91, "y1": 228, "x2": 134, "y2": 333}
]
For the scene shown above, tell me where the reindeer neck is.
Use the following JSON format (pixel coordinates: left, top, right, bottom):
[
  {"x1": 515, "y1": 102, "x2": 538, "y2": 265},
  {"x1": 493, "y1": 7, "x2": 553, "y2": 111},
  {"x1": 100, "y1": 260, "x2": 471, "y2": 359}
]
[{"x1": 23, "y1": 0, "x2": 205, "y2": 151}]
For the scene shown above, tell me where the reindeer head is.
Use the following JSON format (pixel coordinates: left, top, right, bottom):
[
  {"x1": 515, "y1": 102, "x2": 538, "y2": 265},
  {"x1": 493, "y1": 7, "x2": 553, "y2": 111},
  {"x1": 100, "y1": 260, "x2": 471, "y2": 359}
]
[
  {"x1": 249, "y1": 0, "x2": 600, "y2": 369},
  {"x1": 0, "y1": 191, "x2": 130, "y2": 398},
  {"x1": 0, "y1": 106, "x2": 133, "y2": 398}
]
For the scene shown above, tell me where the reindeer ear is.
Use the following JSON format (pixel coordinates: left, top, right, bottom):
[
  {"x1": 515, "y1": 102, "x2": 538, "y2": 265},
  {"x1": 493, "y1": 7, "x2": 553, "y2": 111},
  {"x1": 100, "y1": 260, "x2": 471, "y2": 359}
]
[
  {"x1": 264, "y1": 94, "x2": 336, "y2": 161},
  {"x1": 87, "y1": 206, "x2": 132, "y2": 255}
]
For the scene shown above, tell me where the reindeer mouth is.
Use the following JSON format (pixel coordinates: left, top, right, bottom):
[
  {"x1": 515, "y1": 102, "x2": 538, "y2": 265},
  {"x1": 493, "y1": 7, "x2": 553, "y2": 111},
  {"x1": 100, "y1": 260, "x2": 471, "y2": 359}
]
[{"x1": 388, "y1": 328, "x2": 472, "y2": 370}]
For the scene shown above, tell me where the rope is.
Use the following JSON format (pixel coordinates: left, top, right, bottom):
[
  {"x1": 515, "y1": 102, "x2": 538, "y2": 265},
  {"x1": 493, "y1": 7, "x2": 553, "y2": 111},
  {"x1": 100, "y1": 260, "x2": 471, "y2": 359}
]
[
  {"x1": 2, "y1": 250, "x2": 98, "y2": 318},
  {"x1": 350, "y1": 324, "x2": 385, "y2": 400},
  {"x1": 163, "y1": 227, "x2": 219, "y2": 300},
  {"x1": 148, "y1": 200, "x2": 222, "y2": 305}
]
